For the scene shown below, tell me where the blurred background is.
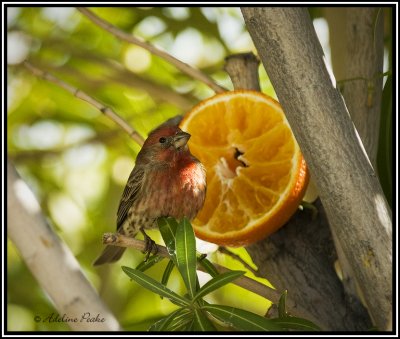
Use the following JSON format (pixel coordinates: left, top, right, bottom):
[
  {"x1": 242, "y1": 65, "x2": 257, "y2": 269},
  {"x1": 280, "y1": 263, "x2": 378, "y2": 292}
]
[{"x1": 6, "y1": 7, "x2": 392, "y2": 331}]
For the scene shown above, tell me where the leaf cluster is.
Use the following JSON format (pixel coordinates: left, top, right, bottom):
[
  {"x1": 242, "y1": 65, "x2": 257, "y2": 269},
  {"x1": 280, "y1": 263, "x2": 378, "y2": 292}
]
[{"x1": 122, "y1": 217, "x2": 320, "y2": 332}]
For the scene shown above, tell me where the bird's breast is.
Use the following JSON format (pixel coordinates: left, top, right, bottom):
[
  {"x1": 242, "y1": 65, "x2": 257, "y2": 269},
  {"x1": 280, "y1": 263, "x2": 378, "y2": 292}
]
[{"x1": 141, "y1": 160, "x2": 206, "y2": 221}]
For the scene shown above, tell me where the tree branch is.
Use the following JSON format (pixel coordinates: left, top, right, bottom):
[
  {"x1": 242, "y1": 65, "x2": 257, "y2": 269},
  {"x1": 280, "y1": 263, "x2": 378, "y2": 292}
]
[
  {"x1": 7, "y1": 159, "x2": 121, "y2": 331},
  {"x1": 76, "y1": 7, "x2": 227, "y2": 94},
  {"x1": 242, "y1": 7, "x2": 392, "y2": 330},
  {"x1": 321, "y1": 6, "x2": 387, "y2": 319},
  {"x1": 217, "y1": 246, "x2": 258, "y2": 276},
  {"x1": 224, "y1": 53, "x2": 261, "y2": 91},
  {"x1": 325, "y1": 8, "x2": 384, "y2": 169},
  {"x1": 342, "y1": 7, "x2": 384, "y2": 169},
  {"x1": 224, "y1": 52, "x2": 371, "y2": 331},
  {"x1": 21, "y1": 35, "x2": 196, "y2": 110},
  {"x1": 102, "y1": 232, "x2": 324, "y2": 327},
  {"x1": 23, "y1": 61, "x2": 145, "y2": 146},
  {"x1": 101, "y1": 232, "x2": 283, "y2": 305}
]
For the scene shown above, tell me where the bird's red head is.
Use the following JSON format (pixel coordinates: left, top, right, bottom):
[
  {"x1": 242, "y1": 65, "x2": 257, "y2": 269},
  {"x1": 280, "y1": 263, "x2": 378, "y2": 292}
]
[{"x1": 137, "y1": 125, "x2": 192, "y2": 165}]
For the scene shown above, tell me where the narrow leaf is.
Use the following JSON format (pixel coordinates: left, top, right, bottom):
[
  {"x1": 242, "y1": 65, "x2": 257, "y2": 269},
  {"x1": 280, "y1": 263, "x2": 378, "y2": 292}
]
[
  {"x1": 377, "y1": 75, "x2": 392, "y2": 208},
  {"x1": 198, "y1": 257, "x2": 219, "y2": 277},
  {"x1": 135, "y1": 254, "x2": 164, "y2": 272},
  {"x1": 278, "y1": 290, "x2": 288, "y2": 318},
  {"x1": 193, "y1": 308, "x2": 218, "y2": 331},
  {"x1": 193, "y1": 271, "x2": 245, "y2": 302},
  {"x1": 157, "y1": 217, "x2": 179, "y2": 257},
  {"x1": 202, "y1": 304, "x2": 282, "y2": 331},
  {"x1": 148, "y1": 308, "x2": 188, "y2": 332},
  {"x1": 122, "y1": 266, "x2": 190, "y2": 307},
  {"x1": 271, "y1": 316, "x2": 321, "y2": 331},
  {"x1": 166, "y1": 310, "x2": 194, "y2": 331},
  {"x1": 175, "y1": 218, "x2": 197, "y2": 297},
  {"x1": 161, "y1": 259, "x2": 175, "y2": 286}
]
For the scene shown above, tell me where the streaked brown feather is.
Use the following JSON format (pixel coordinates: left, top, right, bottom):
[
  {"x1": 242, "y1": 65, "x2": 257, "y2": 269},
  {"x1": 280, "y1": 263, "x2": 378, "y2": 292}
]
[{"x1": 116, "y1": 166, "x2": 145, "y2": 230}]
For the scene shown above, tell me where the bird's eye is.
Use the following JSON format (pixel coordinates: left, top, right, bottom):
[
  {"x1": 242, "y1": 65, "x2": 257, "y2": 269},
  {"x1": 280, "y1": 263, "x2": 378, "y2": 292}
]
[{"x1": 159, "y1": 137, "x2": 167, "y2": 144}]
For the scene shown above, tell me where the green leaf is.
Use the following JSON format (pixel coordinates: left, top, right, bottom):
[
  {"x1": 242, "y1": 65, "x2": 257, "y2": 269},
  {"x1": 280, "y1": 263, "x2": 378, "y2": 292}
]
[
  {"x1": 198, "y1": 257, "x2": 219, "y2": 277},
  {"x1": 148, "y1": 308, "x2": 191, "y2": 331},
  {"x1": 278, "y1": 290, "x2": 288, "y2": 318},
  {"x1": 165, "y1": 309, "x2": 194, "y2": 331},
  {"x1": 161, "y1": 259, "x2": 175, "y2": 286},
  {"x1": 158, "y1": 217, "x2": 179, "y2": 257},
  {"x1": 122, "y1": 266, "x2": 190, "y2": 307},
  {"x1": 193, "y1": 308, "x2": 217, "y2": 331},
  {"x1": 193, "y1": 271, "x2": 245, "y2": 302},
  {"x1": 202, "y1": 304, "x2": 282, "y2": 331},
  {"x1": 148, "y1": 308, "x2": 182, "y2": 331},
  {"x1": 175, "y1": 218, "x2": 197, "y2": 297},
  {"x1": 377, "y1": 75, "x2": 392, "y2": 208},
  {"x1": 135, "y1": 255, "x2": 164, "y2": 272},
  {"x1": 179, "y1": 319, "x2": 195, "y2": 331},
  {"x1": 271, "y1": 316, "x2": 321, "y2": 331}
]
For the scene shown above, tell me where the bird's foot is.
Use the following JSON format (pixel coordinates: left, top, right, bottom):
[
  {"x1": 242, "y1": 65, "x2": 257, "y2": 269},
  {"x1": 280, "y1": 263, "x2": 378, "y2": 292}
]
[{"x1": 140, "y1": 229, "x2": 158, "y2": 262}]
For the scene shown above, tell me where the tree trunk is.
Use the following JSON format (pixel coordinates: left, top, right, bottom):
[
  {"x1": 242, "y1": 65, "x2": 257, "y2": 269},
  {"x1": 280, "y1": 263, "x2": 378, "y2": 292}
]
[
  {"x1": 225, "y1": 53, "x2": 371, "y2": 331},
  {"x1": 241, "y1": 7, "x2": 392, "y2": 330},
  {"x1": 249, "y1": 200, "x2": 371, "y2": 331},
  {"x1": 324, "y1": 6, "x2": 385, "y2": 309},
  {"x1": 325, "y1": 7, "x2": 384, "y2": 169}
]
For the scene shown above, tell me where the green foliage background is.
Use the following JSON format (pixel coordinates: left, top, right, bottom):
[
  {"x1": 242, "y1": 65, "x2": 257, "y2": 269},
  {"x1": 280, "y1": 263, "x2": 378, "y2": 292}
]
[
  {"x1": 7, "y1": 7, "x2": 392, "y2": 331},
  {"x1": 7, "y1": 7, "x2": 277, "y2": 331}
]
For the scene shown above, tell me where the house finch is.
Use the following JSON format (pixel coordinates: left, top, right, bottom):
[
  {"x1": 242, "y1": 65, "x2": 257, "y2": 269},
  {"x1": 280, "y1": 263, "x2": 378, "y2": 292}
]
[{"x1": 93, "y1": 118, "x2": 206, "y2": 265}]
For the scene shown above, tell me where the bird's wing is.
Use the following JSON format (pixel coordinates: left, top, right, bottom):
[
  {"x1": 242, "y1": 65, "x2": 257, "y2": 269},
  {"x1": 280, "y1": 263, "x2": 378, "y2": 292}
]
[{"x1": 116, "y1": 166, "x2": 145, "y2": 230}]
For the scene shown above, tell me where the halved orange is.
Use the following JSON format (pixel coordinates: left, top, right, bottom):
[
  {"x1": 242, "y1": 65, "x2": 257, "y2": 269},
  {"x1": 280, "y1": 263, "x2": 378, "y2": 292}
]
[{"x1": 179, "y1": 90, "x2": 309, "y2": 247}]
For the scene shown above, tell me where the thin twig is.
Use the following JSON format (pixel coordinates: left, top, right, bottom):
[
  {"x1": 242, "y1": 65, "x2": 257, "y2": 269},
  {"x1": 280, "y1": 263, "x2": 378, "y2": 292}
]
[
  {"x1": 23, "y1": 61, "x2": 145, "y2": 146},
  {"x1": 102, "y1": 232, "x2": 282, "y2": 304},
  {"x1": 217, "y1": 246, "x2": 259, "y2": 276},
  {"x1": 76, "y1": 7, "x2": 227, "y2": 94}
]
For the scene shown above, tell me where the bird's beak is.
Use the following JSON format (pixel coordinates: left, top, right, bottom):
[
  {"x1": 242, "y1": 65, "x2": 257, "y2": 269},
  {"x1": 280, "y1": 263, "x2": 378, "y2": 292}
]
[{"x1": 173, "y1": 131, "x2": 191, "y2": 149}]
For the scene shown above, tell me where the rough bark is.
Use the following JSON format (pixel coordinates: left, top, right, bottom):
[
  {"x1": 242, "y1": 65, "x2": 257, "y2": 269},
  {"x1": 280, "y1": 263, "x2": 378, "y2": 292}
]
[
  {"x1": 323, "y1": 8, "x2": 347, "y2": 80},
  {"x1": 7, "y1": 159, "x2": 121, "y2": 331},
  {"x1": 225, "y1": 54, "x2": 371, "y2": 331},
  {"x1": 324, "y1": 7, "x2": 385, "y2": 310},
  {"x1": 249, "y1": 200, "x2": 371, "y2": 331},
  {"x1": 224, "y1": 53, "x2": 261, "y2": 91},
  {"x1": 342, "y1": 8, "x2": 384, "y2": 168},
  {"x1": 241, "y1": 7, "x2": 392, "y2": 330},
  {"x1": 326, "y1": 7, "x2": 384, "y2": 169}
]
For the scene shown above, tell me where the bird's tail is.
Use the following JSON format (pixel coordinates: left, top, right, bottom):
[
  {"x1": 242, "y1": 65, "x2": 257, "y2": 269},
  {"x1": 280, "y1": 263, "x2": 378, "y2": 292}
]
[{"x1": 93, "y1": 245, "x2": 126, "y2": 266}]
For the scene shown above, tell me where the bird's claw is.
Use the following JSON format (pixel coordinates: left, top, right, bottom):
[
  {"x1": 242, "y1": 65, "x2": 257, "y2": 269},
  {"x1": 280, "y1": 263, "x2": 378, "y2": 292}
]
[{"x1": 141, "y1": 229, "x2": 158, "y2": 262}]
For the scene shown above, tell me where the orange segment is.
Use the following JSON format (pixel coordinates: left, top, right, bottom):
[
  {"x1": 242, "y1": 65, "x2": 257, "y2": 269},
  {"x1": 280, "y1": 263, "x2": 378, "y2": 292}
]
[
  {"x1": 180, "y1": 90, "x2": 309, "y2": 247},
  {"x1": 232, "y1": 175, "x2": 280, "y2": 217}
]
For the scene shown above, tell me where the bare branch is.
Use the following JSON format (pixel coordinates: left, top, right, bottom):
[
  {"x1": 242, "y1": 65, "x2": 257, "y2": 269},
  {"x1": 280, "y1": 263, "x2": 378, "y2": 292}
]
[
  {"x1": 217, "y1": 246, "x2": 258, "y2": 276},
  {"x1": 102, "y1": 232, "x2": 322, "y2": 325},
  {"x1": 223, "y1": 52, "x2": 362, "y2": 330},
  {"x1": 224, "y1": 53, "x2": 261, "y2": 90},
  {"x1": 333, "y1": 8, "x2": 384, "y2": 168},
  {"x1": 324, "y1": 8, "x2": 385, "y2": 169},
  {"x1": 23, "y1": 61, "x2": 144, "y2": 146},
  {"x1": 7, "y1": 159, "x2": 121, "y2": 331},
  {"x1": 76, "y1": 7, "x2": 227, "y2": 94},
  {"x1": 101, "y1": 232, "x2": 282, "y2": 305},
  {"x1": 24, "y1": 36, "x2": 196, "y2": 110},
  {"x1": 242, "y1": 7, "x2": 392, "y2": 330}
]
